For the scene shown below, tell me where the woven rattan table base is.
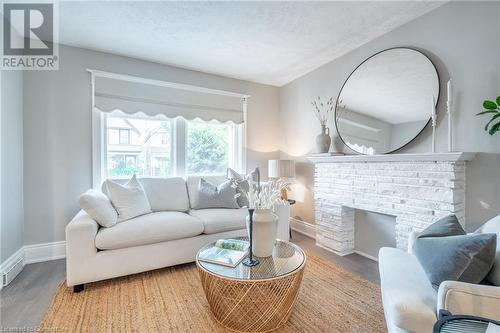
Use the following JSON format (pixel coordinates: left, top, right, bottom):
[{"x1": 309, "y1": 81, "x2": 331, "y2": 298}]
[{"x1": 197, "y1": 262, "x2": 305, "y2": 333}]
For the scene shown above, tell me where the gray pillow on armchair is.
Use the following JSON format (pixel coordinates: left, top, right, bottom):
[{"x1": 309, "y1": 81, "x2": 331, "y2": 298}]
[{"x1": 414, "y1": 215, "x2": 497, "y2": 290}]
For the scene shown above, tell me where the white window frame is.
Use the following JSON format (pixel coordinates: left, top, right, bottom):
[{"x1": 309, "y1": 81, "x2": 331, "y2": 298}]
[
  {"x1": 183, "y1": 118, "x2": 243, "y2": 177},
  {"x1": 100, "y1": 112, "x2": 175, "y2": 181},
  {"x1": 89, "y1": 70, "x2": 249, "y2": 189},
  {"x1": 93, "y1": 112, "x2": 245, "y2": 188}
]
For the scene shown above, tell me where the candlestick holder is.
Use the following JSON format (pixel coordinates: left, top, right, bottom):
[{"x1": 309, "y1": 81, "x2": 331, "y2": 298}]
[
  {"x1": 431, "y1": 95, "x2": 436, "y2": 153},
  {"x1": 242, "y1": 208, "x2": 259, "y2": 267},
  {"x1": 447, "y1": 79, "x2": 453, "y2": 152}
]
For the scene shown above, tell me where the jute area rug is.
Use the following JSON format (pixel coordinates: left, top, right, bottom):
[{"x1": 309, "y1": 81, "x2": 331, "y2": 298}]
[{"x1": 40, "y1": 254, "x2": 386, "y2": 332}]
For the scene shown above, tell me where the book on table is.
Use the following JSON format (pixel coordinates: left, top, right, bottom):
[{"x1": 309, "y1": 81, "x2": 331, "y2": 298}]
[{"x1": 198, "y1": 239, "x2": 249, "y2": 268}]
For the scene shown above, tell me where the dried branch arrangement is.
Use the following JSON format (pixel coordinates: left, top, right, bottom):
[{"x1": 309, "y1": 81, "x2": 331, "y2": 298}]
[
  {"x1": 230, "y1": 174, "x2": 290, "y2": 210},
  {"x1": 311, "y1": 96, "x2": 334, "y2": 126}
]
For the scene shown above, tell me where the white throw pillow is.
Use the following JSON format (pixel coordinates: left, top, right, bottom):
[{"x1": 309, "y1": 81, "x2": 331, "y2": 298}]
[
  {"x1": 79, "y1": 190, "x2": 118, "y2": 228},
  {"x1": 104, "y1": 175, "x2": 152, "y2": 222}
]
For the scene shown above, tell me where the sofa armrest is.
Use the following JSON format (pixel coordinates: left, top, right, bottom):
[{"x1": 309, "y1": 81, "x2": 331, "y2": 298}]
[
  {"x1": 437, "y1": 280, "x2": 500, "y2": 320},
  {"x1": 65, "y1": 210, "x2": 99, "y2": 286}
]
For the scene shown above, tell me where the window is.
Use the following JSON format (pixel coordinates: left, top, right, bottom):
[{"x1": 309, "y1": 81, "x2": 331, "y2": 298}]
[
  {"x1": 119, "y1": 129, "x2": 130, "y2": 144},
  {"x1": 108, "y1": 154, "x2": 138, "y2": 177},
  {"x1": 105, "y1": 112, "x2": 173, "y2": 178},
  {"x1": 102, "y1": 111, "x2": 242, "y2": 180},
  {"x1": 186, "y1": 120, "x2": 232, "y2": 175}
]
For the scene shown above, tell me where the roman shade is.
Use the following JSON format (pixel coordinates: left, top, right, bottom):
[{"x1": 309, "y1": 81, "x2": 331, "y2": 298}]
[{"x1": 93, "y1": 73, "x2": 247, "y2": 124}]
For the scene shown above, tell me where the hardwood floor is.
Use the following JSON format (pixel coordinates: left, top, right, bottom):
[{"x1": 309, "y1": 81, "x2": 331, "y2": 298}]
[
  {"x1": 0, "y1": 231, "x2": 379, "y2": 329},
  {"x1": 0, "y1": 259, "x2": 66, "y2": 329},
  {"x1": 292, "y1": 232, "x2": 380, "y2": 284}
]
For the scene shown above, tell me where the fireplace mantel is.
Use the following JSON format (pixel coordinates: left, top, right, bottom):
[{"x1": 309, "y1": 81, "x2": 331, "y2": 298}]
[
  {"x1": 308, "y1": 152, "x2": 476, "y2": 163},
  {"x1": 308, "y1": 152, "x2": 475, "y2": 256}
]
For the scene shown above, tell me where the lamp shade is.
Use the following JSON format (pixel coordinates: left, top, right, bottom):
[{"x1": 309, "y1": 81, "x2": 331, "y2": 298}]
[{"x1": 268, "y1": 160, "x2": 295, "y2": 178}]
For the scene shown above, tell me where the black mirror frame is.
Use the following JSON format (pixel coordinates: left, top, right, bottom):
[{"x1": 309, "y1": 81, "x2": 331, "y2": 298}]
[{"x1": 334, "y1": 47, "x2": 441, "y2": 155}]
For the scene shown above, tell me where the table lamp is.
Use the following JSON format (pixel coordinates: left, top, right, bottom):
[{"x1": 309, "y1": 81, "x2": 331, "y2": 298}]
[{"x1": 268, "y1": 159, "x2": 295, "y2": 200}]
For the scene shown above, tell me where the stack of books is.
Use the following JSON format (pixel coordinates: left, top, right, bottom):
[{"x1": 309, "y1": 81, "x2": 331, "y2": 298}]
[{"x1": 198, "y1": 239, "x2": 249, "y2": 268}]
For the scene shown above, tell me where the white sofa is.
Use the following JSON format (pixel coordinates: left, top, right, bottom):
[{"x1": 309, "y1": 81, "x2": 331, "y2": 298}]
[
  {"x1": 379, "y1": 216, "x2": 500, "y2": 333},
  {"x1": 66, "y1": 175, "x2": 290, "y2": 292}
]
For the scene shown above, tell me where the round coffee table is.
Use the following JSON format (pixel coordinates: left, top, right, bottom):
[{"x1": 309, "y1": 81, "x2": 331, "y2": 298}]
[{"x1": 196, "y1": 238, "x2": 306, "y2": 333}]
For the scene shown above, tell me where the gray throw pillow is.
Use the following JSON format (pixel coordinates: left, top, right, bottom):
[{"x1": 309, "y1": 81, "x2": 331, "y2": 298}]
[
  {"x1": 414, "y1": 215, "x2": 497, "y2": 290},
  {"x1": 196, "y1": 178, "x2": 240, "y2": 209},
  {"x1": 226, "y1": 168, "x2": 259, "y2": 208}
]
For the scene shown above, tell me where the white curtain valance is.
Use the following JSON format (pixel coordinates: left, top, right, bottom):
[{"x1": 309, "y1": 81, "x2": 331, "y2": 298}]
[{"x1": 93, "y1": 75, "x2": 246, "y2": 124}]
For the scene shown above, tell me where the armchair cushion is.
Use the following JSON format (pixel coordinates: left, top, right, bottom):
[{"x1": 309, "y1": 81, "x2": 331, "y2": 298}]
[{"x1": 437, "y1": 280, "x2": 500, "y2": 320}]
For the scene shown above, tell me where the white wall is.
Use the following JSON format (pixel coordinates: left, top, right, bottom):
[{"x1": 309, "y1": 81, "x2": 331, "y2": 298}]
[
  {"x1": 1, "y1": 71, "x2": 24, "y2": 262},
  {"x1": 23, "y1": 45, "x2": 280, "y2": 245},
  {"x1": 280, "y1": 1, "x2": 500, "y2": 230}
]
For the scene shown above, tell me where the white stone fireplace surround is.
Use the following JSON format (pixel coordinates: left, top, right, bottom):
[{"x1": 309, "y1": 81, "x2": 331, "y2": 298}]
[{"x1": 308, "y1": 153, "x2": 475, "y2": 256}]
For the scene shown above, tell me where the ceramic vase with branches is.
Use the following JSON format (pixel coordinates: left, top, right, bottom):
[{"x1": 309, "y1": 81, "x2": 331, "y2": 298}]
[
  {"x1": 231, "y1": 176, "x2": 289, "y2": 257},
  {"x1": 312, "y1": 96, "x2": 333, "y2": 153}
]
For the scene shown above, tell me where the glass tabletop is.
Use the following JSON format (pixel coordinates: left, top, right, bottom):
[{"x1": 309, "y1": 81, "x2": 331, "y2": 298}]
[{"x1": 196, "y1": 238, "x2": 306, "y2": 281}]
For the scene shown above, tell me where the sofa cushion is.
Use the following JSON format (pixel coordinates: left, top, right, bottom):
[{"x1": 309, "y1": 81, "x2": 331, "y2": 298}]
[
  {"x1": 476, "y1": 215, "x2": 500, "y2": 286},
  {"x1": 378, "y1": 247, "x2": 437, "y2": 333},
  {"x1": 102, "y1": 177, "x2": 190, "y2": 212},
  {"x1": 186, "y1": 175, "x2": 226, "y2": 209},
  {"x1": 104, "y1": 175, "x2": 152, "y2": 222},
  {"x1": 95, "y1": 212, "x2": 204, "y2": 250},
  {"x1": 189, "y1": 208, "x2": 247, "y2": 234},
  {"x1": 79, "y1": 189, "x2": 118, "y2": 228},
  {"x1": 196, "y1": 179, "x2": 239, "y2": 209},
  {"x1": 138, "y1": 177, "x2": 189, "y2": 212},
  {"x1": 226, "y1": 168, "x2": 259, "y2": 208}
]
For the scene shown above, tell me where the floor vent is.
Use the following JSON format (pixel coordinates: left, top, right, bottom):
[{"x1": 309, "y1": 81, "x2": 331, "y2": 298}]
[{"x1": 2, "y1": 257, "x2": 24, "y2": 286}]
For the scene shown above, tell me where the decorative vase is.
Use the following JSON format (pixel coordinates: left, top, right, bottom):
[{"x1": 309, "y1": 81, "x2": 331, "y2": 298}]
[
  {"x1": 246, "y1": 209, "x2": 277, "y2": 257},
  {"x1": 315, "y1": 124, "x2": 331, "y2": 153}
]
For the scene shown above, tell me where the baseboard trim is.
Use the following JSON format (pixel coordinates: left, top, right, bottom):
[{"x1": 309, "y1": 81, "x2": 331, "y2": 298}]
[
  {"x1": 354, "y1": 250, "x2": 378, "y2": 262},
  {"x1": 290, "y1": 218, "x2": 316, "y2": 239},
  {"x1": 24, "y1": 241, "x2": 66, "y2": 264},
  {"x1": 0, "y1": 247, "x2": 25, "y2": 288},
  {"x1": 0, "y1": 241, "x2": 66, "y2": 287},
  {"x1": 290, "y1": 219, "x2": 378, "y2": 262}
]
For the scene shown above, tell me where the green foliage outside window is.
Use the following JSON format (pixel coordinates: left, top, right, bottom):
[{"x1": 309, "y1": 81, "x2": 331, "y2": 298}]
[
  {"x1": 108, "y1": 155, "x2": 138, "y2": 177},
  {"x1": 187, "y1": 122, "x2": 229, "y2": 174}
]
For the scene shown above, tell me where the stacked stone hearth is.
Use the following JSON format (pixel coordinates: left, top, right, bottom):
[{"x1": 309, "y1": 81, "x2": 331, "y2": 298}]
[{"x1": 308, "y1": 153, "x2": 475, "y2": 256}]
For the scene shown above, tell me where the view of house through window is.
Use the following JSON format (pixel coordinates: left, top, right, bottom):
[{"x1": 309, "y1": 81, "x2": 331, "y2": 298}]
[
  {"x1": 106, "y1": 114, "x2": 172, "y2": 178},
  {"x1": 105, "y1": 112, "x2": 241, "y2": 179}
]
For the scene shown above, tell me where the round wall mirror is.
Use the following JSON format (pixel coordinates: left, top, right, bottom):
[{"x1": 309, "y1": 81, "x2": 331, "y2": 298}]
[{"x1": 335, "y1": 48, "x2": 439, "y2": 155}]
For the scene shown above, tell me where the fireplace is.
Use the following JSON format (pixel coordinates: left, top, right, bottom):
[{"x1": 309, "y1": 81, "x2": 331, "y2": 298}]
[{"x1": 308, "y1": 153, "x2": 475, "y2": 256}]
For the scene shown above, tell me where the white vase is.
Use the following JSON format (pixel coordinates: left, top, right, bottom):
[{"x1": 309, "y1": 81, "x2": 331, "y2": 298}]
[{"x1": 246, "y1": 209, "x2": 278, "y2": 257}]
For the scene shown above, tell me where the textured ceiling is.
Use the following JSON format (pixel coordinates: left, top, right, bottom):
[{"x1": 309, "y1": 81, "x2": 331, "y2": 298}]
[{"x1": 59, "y1": 1, "x2": 444, "y2": 86}]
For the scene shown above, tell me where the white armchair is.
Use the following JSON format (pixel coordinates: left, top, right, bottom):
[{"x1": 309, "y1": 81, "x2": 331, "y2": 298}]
[
  {"x1": 438, "y1": 280, "x2": 500, "y2": 320},
  {"x1": 379, "y1": 216, "x2": 500, "y2": 333}
]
